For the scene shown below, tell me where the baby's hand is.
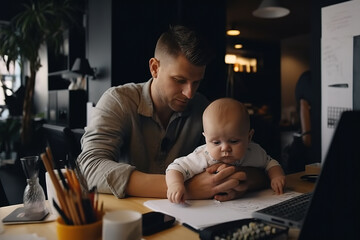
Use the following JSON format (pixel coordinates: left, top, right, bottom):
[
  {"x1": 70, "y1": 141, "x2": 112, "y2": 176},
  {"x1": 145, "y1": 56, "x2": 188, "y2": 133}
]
[
  {"x1": 167, "y1": 182, "x2": 186, "y2": 204},
  {"x1": 271, "y1": 175, "x2": 286, "y2": 194}
]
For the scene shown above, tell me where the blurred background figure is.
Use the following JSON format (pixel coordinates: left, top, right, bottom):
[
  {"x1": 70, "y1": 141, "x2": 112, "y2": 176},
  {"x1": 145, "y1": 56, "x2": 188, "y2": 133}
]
[
  {"x1": 295, "y1": 70, "x2": 312, "y2": 148},
  {"x1": 283, "y1": 70, "x2": 313, "y2": 173}
]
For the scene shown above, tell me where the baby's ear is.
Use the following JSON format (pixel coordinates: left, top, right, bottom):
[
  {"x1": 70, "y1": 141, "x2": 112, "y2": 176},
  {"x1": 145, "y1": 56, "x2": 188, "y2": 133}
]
[
  {"x1": 202, "y1": 132, "x2": 206, "y2": 137},
  {"x1": 248, "y1": 129, "x2": 255, "y2": 142}
]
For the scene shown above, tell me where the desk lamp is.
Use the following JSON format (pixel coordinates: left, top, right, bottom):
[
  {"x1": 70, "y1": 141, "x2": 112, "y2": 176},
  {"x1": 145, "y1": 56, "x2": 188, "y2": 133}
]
[{"x1": 70, "y1": 58, "x2": 95, "y2": 90}]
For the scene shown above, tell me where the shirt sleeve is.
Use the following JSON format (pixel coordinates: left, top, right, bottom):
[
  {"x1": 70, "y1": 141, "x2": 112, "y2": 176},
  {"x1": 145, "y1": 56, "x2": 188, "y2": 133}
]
[
  {"x1": 241, "y1": 142, "x2": 280, "y2": 172},
  {"x1": 166, "y1": 145, "x2": 216, "y2": 181},
  {"x1": 77, "y1": 88, "x2": 135, "y2": 198},
  {"x1": 265, "y1": 159, "x2": 281, "y2": 171}
]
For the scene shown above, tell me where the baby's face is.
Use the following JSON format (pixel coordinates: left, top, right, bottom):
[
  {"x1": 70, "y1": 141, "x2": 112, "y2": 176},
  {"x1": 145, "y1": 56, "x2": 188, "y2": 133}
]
[{"x1": 203, "y1": 123, "x2": 251, "y2": 164}]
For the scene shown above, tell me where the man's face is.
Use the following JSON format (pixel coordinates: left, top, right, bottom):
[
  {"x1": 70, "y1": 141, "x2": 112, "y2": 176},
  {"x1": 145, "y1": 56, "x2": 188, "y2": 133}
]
[{"x1": 150, "y1": 53, "x2": 206, "y2": 112}]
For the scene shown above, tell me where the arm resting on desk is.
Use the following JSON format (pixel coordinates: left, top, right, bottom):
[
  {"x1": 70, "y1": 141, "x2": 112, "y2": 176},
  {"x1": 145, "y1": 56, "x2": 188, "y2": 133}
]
[
  {"x1": 126, "y1": 170, "x2": 167, "y2": 198},
  {"x1": 125, "y1": 166, "x2": 268, "y2": 200}
]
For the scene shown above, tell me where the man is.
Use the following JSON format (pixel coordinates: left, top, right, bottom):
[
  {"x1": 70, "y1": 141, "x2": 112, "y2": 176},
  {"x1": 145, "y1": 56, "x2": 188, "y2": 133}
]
[
  {"x1": 295, "y1": 70, "x2": 312, "y2": 148},
  {"x1": 78, "y1": 25, "x2": 267, "y2": 201}
]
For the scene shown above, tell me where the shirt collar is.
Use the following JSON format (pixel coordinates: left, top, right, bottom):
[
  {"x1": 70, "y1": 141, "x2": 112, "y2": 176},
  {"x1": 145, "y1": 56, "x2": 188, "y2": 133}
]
[{"x1": 138, "y1": 79, "x2": 154, "y2": 117}]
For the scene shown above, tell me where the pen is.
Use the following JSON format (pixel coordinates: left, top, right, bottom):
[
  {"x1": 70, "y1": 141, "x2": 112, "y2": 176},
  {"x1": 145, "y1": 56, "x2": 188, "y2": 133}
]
[
  {"x1": 328, "y1": 83, "x2": 348, "y2": 88},
  {"x1": 41, "y1": 153, "x2": 71, "y2": 220},
  {"x1": 53, "y1": 199, "x2": 73, "y2": 225}
]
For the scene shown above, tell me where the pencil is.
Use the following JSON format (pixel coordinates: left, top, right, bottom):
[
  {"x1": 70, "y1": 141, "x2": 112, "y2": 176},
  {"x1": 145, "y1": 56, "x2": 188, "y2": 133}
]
[
  {"x1": 65, "y1": 191, "x2": 81, "y2": 225},
  {"x1": 40, "y1": 153, "x2": 71, "y2": 220},
  {"x1": 100, "y1": 201, "x2": 104, "y2": 215},
  {"x1": 42, "y1": 147, "x2": 102, "y2": 225},
  {"x1": 53, "y1": 198, "x2": 72, "y2": 225}
]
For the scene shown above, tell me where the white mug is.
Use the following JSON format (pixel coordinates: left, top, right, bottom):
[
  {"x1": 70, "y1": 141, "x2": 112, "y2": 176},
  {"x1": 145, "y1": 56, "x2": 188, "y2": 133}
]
[
  {"x1": 102, "y1": 210, "x2": 142, "y2": 240},
  {"x1": 45, "y1": 169, "x2": 66, "y2": 215}
]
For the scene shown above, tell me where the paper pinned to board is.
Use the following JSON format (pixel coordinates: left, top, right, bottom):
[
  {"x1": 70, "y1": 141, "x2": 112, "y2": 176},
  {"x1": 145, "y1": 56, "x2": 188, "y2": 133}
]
[{"x1": 144, "y1": 189, "x2": 301, "y2": 230}]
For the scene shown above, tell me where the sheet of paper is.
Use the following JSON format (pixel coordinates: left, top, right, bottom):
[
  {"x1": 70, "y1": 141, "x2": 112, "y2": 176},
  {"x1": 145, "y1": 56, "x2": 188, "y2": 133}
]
[
  {"x1": 0, "y1": 233, "x2": 46, "y2": 240},
  {"x1": 144, "y1": 189, "x2": 301, "y2": 230}
]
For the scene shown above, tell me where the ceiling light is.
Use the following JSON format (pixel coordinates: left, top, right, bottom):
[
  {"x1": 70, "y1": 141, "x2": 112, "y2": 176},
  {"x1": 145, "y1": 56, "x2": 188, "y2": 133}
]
[
  {"x1": 226, "y1": 29, "x2": 240, "y2": 36},
  {"x1": 253, "y1": 0, "x2": 290, "y2": 19},
  {"x1": 234, "y1": 44, "x2": 243, "y2": 49},
  {"x1": 225, "y1": 54, "x2": 237, "y2": 64}
]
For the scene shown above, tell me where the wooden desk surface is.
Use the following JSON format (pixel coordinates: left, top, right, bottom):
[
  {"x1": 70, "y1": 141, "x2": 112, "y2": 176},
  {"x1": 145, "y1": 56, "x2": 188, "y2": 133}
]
[{"x1": 0, "y1": 171, "x2": 314, "y2": 240}]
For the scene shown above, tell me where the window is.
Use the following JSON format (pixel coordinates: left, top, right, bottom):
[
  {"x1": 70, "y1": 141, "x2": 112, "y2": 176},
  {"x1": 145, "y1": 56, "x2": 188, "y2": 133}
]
[{"x1": 0, "y1": 56, "x2": 21, "y2": 117}]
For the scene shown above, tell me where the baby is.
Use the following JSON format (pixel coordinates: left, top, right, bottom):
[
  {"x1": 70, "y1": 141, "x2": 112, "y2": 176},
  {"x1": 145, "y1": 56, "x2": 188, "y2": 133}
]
[{"x1": 166, "y1": 98, "x2": 285, "y2": 203}]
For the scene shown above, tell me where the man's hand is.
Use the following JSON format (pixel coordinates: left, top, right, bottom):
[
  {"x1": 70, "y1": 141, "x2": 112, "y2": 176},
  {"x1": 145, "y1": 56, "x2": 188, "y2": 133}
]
[
  {"x1": 185, "y1": 164, "x2": 268, "y2": 201},
  {"x1": 185, "y1": 164, "x2": 246, "y2": 201},
  {"x1": 206, "y1": 164, "x2": 249, "y2": 201}
]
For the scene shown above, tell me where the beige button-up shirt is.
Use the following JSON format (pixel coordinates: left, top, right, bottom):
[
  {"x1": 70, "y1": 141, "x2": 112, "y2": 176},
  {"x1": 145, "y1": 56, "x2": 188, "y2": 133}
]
[{"x1": 78, "y1": 79, "x2": 209, "y2": 198}]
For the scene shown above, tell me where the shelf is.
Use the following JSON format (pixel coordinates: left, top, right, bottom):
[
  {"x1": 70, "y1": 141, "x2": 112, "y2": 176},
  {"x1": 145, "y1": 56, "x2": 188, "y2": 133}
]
[{"x1": 48, "y1": 70, "x2": 81, "y2": 79}]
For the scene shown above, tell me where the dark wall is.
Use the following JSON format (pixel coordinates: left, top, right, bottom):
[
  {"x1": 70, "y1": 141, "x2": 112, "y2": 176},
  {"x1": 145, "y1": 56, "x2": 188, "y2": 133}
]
[
  {"x1": 1, "y1": 0, "x2": 26, "y2": 21},
  {"x1": 87, "y1": 0, "x2": 112, "y2": 103},
  {"x1": 230, "y1": 40, "x2": 281, "y2": 160},
  {"x1": 87, "y1": 0, "x2": 227, "y2": 103}
]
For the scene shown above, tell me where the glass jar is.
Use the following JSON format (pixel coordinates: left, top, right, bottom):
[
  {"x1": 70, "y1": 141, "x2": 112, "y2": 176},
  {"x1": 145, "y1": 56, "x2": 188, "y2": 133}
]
[
  {"x1": 21, "y1": 156, "x2": 47, "y2": 216},
  {"x1": 23, "y1": 177, "x2": 47, "y2": 214}
]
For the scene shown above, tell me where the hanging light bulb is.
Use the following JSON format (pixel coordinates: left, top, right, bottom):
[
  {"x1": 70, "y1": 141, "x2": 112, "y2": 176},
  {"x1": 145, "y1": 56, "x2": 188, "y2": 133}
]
[
  {"x1": 226, "y1": 29, "x2": 240, "y2": 36},
  {"x1": 253, "y1": 0, "x2": 290, "y2": 19}
]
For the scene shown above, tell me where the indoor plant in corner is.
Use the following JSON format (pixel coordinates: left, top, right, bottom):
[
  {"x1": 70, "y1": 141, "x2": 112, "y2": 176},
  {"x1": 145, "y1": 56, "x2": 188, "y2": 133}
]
[
  {"x1": 0, "y1": 118, "x2": 21, "y2": 161},
  {"x1": 0, "y1": 0, "x2": 80, "y2": 150}
]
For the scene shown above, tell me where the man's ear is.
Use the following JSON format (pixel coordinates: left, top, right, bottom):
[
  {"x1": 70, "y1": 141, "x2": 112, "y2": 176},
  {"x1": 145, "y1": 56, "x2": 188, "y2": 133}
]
[
  {"x1": 149, "y1": 58, "x2": 159, "y2": 78},
  {"x1": 248, "y1": 129, "x2": 255, "y2": 142}
]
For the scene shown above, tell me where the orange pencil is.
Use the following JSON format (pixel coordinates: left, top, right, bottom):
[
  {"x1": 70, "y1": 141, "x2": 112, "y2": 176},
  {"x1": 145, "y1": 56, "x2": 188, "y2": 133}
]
[{"x1": 40, "y1": 153, "x2": 71, "y2": 220}]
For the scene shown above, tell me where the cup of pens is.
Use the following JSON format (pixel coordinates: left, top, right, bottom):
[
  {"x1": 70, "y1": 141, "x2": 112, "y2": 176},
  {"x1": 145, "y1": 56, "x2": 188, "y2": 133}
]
[
  {"x1": 40, "y1": 147, "x2": 104, "y2": 240},
  {"x1": 56, "y1": 210, "x2": 103, "y2": 240}
]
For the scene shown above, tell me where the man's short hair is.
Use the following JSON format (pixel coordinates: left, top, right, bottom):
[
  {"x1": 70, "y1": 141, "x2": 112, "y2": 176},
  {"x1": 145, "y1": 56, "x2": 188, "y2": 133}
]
[{"x1": 155, "y1": 25, "x2": 214, "y2": 66}]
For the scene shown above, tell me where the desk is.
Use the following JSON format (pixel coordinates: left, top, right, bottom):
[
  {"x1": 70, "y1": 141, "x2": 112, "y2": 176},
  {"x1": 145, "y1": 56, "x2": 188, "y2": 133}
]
[{"x1": 0, "y1": 172, "x2": 314, "y2": 240}]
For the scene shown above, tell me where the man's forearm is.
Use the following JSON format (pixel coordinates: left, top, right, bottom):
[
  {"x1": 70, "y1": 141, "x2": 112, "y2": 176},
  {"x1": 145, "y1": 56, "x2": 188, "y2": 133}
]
[{"x1": 125, "y1": 170, "x2": 167, "y2": 198}]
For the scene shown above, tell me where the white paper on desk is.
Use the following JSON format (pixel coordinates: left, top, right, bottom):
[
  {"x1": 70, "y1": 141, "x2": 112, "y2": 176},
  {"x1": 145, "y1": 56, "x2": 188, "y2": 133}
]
[
  {"x1": 144, "y1": 189, "x2": 301, "y2": 230},
  {"x1": 0, "y1": 233, "x2": 46, "y2": 240}
]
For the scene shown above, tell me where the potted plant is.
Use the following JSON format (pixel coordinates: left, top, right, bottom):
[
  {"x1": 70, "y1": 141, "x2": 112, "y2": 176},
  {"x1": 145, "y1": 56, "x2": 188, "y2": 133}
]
[
  {"x1": 0, "y1": 117, "x2": 21, "y2": 160},
  {"x1": 0, "y1": 0, "x2": 81, "y2": 147}
]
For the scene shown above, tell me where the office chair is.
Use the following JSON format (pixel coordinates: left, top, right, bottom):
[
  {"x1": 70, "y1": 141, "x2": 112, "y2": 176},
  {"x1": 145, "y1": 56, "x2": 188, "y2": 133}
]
[
  {"x1": 42, "y1": 123, "x2": 82, "y2": 168},
  {"x1": 0, "y1": 178, "x2": 9, "y2": 207}
]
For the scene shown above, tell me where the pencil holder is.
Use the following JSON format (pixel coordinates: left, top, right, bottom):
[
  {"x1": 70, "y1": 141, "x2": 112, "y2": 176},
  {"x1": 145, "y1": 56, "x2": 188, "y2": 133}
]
[{"x1": 56, "y1": 217, "x2": 102, "y2": 240}]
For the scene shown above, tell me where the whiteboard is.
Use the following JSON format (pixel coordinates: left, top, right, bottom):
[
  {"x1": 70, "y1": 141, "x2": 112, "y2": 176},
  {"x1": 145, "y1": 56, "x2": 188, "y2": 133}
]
[{"x1": 321, "y1": 0, "x2": 360, "y2": 161}]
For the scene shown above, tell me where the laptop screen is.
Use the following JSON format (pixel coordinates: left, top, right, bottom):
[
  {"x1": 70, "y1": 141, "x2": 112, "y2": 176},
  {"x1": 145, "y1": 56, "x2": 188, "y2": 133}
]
[{"x1": 299, "y1": 111, "x2": 360, "y2": 239}]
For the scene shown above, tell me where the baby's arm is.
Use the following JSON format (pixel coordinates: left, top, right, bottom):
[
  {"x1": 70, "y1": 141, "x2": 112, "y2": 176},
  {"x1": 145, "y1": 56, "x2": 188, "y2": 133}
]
[
  {"x1": 166, "y1": 169, "x2": 186, "y2": 203},
  {"x1": 267, "y1": 165, "x2": 286, "y2": 194}
]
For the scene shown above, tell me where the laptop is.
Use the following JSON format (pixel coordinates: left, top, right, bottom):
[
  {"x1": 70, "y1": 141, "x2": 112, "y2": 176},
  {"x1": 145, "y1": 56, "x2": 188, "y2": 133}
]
[{"x1": 252, "y1": 110, "x2": 360, "y2": 239}]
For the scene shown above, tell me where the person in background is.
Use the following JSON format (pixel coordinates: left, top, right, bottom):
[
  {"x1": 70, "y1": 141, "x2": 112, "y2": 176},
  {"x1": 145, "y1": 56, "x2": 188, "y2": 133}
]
[
  {"x1": 285, "y1": 70, "x2": 313, "y2": 173},
  {"x1": 295, "y1": 70, "x2": 312, "y2": 148},
  {"x1": 166, "y1": 98, "x2": 285, "y2": 203},
  {"x1": 78, "y1": 25, "x2": 268, "y2": 201}
]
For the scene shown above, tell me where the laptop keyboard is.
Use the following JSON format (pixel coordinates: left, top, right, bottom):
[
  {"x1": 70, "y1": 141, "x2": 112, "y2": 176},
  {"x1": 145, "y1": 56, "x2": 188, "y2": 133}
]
[{"x1": 256, "y1": 192, "x2": 312, "y2": 221}]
